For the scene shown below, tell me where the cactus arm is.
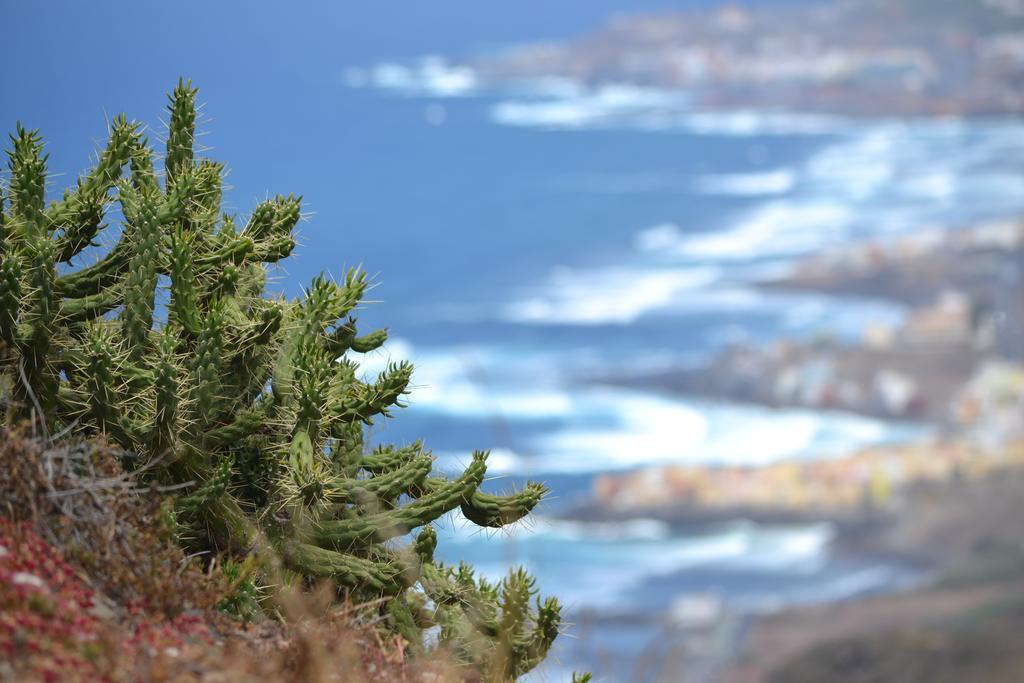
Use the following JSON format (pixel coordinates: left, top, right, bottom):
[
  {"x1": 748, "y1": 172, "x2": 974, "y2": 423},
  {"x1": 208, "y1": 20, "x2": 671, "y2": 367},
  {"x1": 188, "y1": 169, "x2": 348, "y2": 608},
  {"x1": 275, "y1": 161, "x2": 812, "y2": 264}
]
[
  {"x1": 165, "y1": 79, "x2": 197, "y2": 188},
  {"x1": 499, "y1": 569, "x2": 531, "y2": 638},
  {"x1": 326, "y1": 320, "x2": 388, "y2": 356},
  {"x1": 326, "y1": 422, "x2": 364, "y2": 477},
  {"x1": 290, "y1": 271, "x2": 369, "y2": 348},
  {"x1": 253, "y1": 234, "x2": 296, "y2": 263},
  {"x1": 19, "y1": 236, "x2": 59, "y2": 413},
  {"x1": 128, "y1": 134, "x2": 160, "y2": 193},
  {"x1": 277, "y1": 539, "x2": 402, "y2": 593},
  {"x1": 151, "y1": 332, "x2": 180, "y2": 456},
  {"x1": 359, "y1": 442, "x2": 424, "y2": 474},
  {"x1": 515, "y1": 596, "x2": 561, "y2": 678},
  {"x1": 414, "y1": 526, "x2": 438, "y2": 564},
  {"x1": 51, "y1": 184, "x2": 107, "y2": 263},
  {"x1": 48, "y1": 116, "x2": 139, "y2": 261},
  {"x1": 193, "y1": 233, "x2": 255, "y2": 268},
  {"x1": 333, "y1": 360, "x2": 412, "y2": 423},
  {"x1": 191, "y1": 303, "x2": 225, "y2": 427},
  {"x1": 419, "y1": 563, "x2": 562, "y2": 681},
  {"x1": 191, "y1": 160, "x2": 224, "y2": 220},
  {"x1": 352, "y1": 452, "x2": 433, "y2": 505},
  {"x1": 489, "y1": 569, "x2": 532, "y2": 680},
  {"x1": 323, "y1": 452, "x2": 433, "y2": 511},
  {"x1": 175, "y1": 456, "x2": 233, "y2": 515},
  {"x1": 204, "y1": 398, "x2": 271, "y2": 449},
  {"x1": 458, "y1": 482, "x2": 548, "y2": 528},
  {"x1": 46, "y1": 116, "x2": 135, "y2": 220},
  {"x1": 291, "y1": 344, "x2": 329, "y2": 449},
  {"x1": 73, "y1": 322, "x2": 138, "y2": 446},
  {"x1": 120, "y1": 186, "x2": 162, "y2": 355},
  {"x1": 167, "y1": 231, "x2": 203, "y2": 336},
  {"x1": 54, "y1": 236, "x2": 133, "y2": 298},
  {"x1": 349, "y1": 328, "x2": 388, "y2": 353},
  {"x1": 58, "y1": 286, "x2": 122, "y2": 323},
  {"x1": 243, "y1": 195, "x2": 301, "y2": 241},
  {"x1": 158, "y1": 166, "x2": 194, "y2": 226},
  {"x1": 273, "y1": 272, "x2": 369, "y2": 403},
  {"x1": 313, "y1": 452, "x2": 488, "y2": 549},
  {"x1": 55, "y1": 149, "x2": 193, "y2": 299},
  {"x1": 6, "y1": 124, "x2": 48, "y2": 241},
  {"x1": 0, "y1": 254, "x2": 21, "y2": 346},
  {"x1": 415, "y1": 474, "x2": 548, "y2": 527}
]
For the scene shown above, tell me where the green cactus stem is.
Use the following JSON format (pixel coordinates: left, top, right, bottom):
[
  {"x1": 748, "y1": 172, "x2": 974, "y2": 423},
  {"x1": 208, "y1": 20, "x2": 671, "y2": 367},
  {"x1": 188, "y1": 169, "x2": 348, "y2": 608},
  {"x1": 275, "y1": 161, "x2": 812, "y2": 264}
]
[{"x1": 0, "y1": 79, "x2": 561, "y2": 680}]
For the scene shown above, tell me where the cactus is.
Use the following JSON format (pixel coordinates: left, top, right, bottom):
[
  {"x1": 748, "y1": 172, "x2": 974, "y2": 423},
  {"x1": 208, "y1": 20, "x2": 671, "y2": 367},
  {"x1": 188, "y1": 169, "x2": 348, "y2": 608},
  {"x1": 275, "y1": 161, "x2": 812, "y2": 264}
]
[{"x1": 0, "y1": 80, "x2": 560, "y2": 680}]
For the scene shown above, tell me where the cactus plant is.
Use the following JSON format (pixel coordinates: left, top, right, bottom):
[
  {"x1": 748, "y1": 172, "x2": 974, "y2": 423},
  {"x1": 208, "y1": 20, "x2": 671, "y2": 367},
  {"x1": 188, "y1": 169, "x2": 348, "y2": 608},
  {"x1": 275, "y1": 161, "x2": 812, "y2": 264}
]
[{"x1": 0, "y1": 80, "x2": 560, "y2": 680}]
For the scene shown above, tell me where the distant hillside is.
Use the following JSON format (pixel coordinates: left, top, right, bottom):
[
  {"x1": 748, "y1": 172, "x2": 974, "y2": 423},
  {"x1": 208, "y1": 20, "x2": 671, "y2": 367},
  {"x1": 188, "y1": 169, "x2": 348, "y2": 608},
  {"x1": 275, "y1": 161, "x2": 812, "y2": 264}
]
[
  {"x1": 772, "y1": 602, "x2": 1024, "y2": 683},
  {"x1": 865, "y1": 0, "x2": 1024, "y2": 31},
  {"x1": 470, "y1": 0, "x2": 1024, "y2": 116}
]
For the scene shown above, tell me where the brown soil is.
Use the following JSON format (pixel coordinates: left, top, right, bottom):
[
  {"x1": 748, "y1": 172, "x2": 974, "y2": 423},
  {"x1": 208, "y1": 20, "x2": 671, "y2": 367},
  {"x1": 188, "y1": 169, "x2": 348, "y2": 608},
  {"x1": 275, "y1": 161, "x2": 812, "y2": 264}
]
[
  {"x1": 718, "y1": 468, "x2": 1024, "y2": 683},
  {"x1": 720, "y1": 580, "x2": 1024, "y2": 683}
]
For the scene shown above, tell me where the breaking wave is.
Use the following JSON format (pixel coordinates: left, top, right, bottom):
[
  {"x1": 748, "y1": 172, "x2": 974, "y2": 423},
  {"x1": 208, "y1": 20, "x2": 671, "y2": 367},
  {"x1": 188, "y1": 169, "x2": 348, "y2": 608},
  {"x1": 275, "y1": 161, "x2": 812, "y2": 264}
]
[{"x1": 435, "y1": 387, "x2": 919, "y2": 476}]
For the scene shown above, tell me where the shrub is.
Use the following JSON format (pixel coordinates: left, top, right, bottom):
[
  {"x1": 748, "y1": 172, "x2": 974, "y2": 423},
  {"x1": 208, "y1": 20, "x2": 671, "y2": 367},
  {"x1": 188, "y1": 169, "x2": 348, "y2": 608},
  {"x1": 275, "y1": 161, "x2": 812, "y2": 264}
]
[{"x1": 0, "y1": 81, "x2": 559, "y2": 680}]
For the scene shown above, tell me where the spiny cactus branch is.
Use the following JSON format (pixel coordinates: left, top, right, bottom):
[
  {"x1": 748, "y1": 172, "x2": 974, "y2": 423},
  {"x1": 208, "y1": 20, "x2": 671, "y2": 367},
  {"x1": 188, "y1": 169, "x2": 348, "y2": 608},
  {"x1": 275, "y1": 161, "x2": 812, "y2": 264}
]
[{"x1": 0, "y1": 80, "x2": 561, "y2": 681}]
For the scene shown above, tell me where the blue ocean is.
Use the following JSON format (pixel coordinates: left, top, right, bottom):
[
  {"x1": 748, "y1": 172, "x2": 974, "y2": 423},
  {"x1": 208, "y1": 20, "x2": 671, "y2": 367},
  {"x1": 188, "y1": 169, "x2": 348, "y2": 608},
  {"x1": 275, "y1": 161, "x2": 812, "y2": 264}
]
[
  {"x1": 6, "y1": 1, "x2": 1024, "y2": 678},
  {"x1": 330, "y1": 41, "x2": 1024, "y2": 680},
  {"x1": 330, "y1": 54, "x2": 1024, "y2": 676}
]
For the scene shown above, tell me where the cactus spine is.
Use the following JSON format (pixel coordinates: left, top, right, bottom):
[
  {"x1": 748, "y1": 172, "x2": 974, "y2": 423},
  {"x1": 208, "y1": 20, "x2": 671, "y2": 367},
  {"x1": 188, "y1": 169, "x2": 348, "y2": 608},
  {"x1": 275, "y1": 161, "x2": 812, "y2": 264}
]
[{"x1": 0, "y1": 80, "x2": 559, "y2": 680}]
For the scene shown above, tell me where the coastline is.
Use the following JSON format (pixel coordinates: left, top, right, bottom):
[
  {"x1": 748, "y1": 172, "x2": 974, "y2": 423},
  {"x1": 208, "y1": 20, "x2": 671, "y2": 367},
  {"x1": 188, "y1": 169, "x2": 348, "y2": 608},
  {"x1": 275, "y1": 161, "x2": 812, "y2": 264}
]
[
  {"x1": 335, "y1": 4, "x2": 1024, "y2": 676},
  {"x1": 557, "y1": 451, "x2": 1024, "y2": 681},
  {"x1": 557, "y1": 213, "x2": 1024, "y2": 679},
  {"x1": 466, "y1": 0, "x2": 1024, "y2": 119},
  {"x1": 598, "y1": 218, "x2": 1024, "y2": 423}
]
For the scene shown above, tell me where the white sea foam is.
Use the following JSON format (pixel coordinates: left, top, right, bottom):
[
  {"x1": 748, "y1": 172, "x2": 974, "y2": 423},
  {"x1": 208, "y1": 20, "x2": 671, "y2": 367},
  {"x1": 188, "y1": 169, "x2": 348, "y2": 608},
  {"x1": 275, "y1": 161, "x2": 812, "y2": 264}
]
[
  {"x1": 530, "y1": 396, "x2": 892, "y2": 475},
  {"x1": 691, "y1": 169, "x2": 796, "y2": 196},
  {"x1": 345, "y1": 56, "x2": 847, "y2": 135},
  {"x1": 547, "y1": 169, "x2": 795, "y2": 197},
  {"x1": 625, "y1": 122, "x2": 1024, "y2": 270},
  {"x1": 344, "y1": 57, "x2": 478, "y2": 97},
  {"x1": 490, "y1": 89, "x2": 849, "y2": 136},
  {"x1": 633, "y1": 201, "x2": 853, "y2": 263},
  {"x1": 413, "y1": 384, "x2": 574, "y2": 421},
  {"x1": 357, "y1": 338, "x2": 575, "y2": 420},
  {"x1": 635, "y1": 222, "x2": 687, "y2": 252},
  {"x1": 437, "y1": 515, "x2": 835, "y2": 610},
  {"x1": 435, "y1": 387, "x2": 913, "y2": 476},
  {"x1": 658, "y1": 522, "x2": 833, "y2": 575},
  {"x1": 444, "y1": 516, "x2": 673, "y2": 544},
  {"x1": 804, "y1": 122, "x2": 1024, "y2": 215},
  {"x1": 671, "y1": 110, "x2": 847, "y2": 136},
  {"x1": 503, "y1": 265, "x2": 720, "y2": 325},
  {"x1": 805, "y1": 126, "x2": 900, "y2": 200},
  {"x1": 491, "y1": 85, "x2": 692, "y2": 129},
  {"x1": 743, "y1": 563, "x2": 925, "y2": 612},
  {"x1": 496, "y1": 253, "x2": 901, "y2": 332},
  {"x1": 622, "y1": 122, "x2": 1024, "y2": 271},
  {"x1": 673, "y1": 200, "x2": 853, "y2": 261}
]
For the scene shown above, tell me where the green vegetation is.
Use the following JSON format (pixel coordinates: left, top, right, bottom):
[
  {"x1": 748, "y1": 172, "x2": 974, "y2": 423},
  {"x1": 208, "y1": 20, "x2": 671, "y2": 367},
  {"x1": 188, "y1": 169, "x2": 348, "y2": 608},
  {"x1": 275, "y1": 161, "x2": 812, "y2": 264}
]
[{"x1": 0, "y1": 80, "x2": 560, "y2": 680}]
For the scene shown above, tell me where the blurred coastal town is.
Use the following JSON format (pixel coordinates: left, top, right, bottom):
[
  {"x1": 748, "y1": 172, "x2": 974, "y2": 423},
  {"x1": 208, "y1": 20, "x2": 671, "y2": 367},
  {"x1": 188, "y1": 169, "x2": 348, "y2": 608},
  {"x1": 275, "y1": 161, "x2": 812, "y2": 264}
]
[
  {"x1": 478, "y1": 1, "x2": 1024, "y2": 680},
  {"x1": 472, "y1": 0, "x2": 1024, "y2": 117},
  {"x1": 589, "y1": 219, "x2": 1024, "y2": 521},
  {"x1": 572, "y1": 151, "x2": 1024, "y2": 682}
]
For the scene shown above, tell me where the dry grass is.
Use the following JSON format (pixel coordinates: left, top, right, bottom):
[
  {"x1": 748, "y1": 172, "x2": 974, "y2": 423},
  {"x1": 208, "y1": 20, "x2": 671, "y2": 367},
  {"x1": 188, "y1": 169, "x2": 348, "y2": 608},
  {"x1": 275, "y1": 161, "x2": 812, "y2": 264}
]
[{"x1": 0, "y1": 429, "x2": 466, "y2": 682}]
